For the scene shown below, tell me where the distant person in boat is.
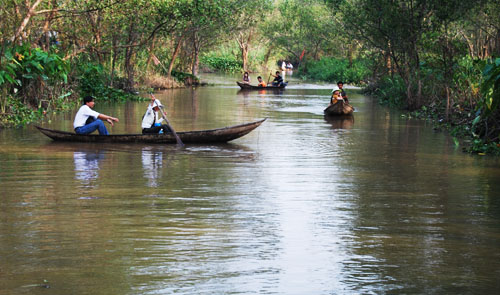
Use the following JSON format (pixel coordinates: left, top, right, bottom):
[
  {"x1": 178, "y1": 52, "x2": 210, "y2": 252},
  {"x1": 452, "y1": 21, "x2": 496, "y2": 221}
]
[
  {"x1": 330, "y1": 85, "x2": 342, "y2": 105},
  {"x1": 337, "y1": 81, "x2": 349, "y2": 104},
  {"x1": 242, "y1": 72, "x2": 251, "y2": 84},
  {"x1": 271, "y1": 71, "x2": 284, "y2": 86},
  {"x1": 73, "y1": 95, "x2": 119, "y2": 135},
  {"x1": 141, "y1": 97, "x2": 172, "y2": 134},
  {"x1": 257, "y1": 76, "x2": 267, "y2": 87}
]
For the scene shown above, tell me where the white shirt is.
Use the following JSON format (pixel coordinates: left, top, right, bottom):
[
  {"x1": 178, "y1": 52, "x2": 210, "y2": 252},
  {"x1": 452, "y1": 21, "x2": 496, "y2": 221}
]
[
  {"x1": 141, "y1": 104, "x2": 164, "y2": 129},
  {"x1": 73, "y1": 105, "x2": 100, "y2": 129}
]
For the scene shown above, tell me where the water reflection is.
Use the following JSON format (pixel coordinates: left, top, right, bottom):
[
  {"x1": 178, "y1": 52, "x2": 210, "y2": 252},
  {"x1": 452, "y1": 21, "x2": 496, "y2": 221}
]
[
  {"x1": 73, "y1": 149, "x2": 105, "y2": 187},
  {"x1": 324, "y1": 115, "x2": 355, "y2": 129},
  {"x1": 2, "y1": 76, "x2": 500, "y2": 294},
  {"x1": 141, "y1": 147, "x2": 163, "y2": 188}
]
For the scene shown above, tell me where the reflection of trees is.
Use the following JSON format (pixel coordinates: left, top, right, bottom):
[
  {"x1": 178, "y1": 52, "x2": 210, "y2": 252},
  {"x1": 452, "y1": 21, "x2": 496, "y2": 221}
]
[
  {"x1": 141, "y1": 147, "x2": 163, "y2": 188},
  {"x1": 335, "y1": 98, "x2": 500, "y2": 292},
  {"x1": 73, "y1": 150, "x2": 105, "y2": 187}
]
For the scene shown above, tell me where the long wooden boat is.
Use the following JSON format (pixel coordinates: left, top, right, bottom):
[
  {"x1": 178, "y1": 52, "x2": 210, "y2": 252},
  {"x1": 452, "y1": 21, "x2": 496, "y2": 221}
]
[
  {"x1": 236, "y1": 81, "x2": 287, "y2": 90},
  {"x1": 36, "y1": 119, "x2": 266, "y2": 144},
  {"x1": 324, "y1": 100, "x2": 354, "y2": 116}
]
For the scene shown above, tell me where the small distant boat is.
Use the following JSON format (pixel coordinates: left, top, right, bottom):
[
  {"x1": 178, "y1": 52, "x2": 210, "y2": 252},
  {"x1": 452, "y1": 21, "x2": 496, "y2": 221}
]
[
  {"x1": 36, "y1": 119, "x2": 266, "y2": 144},
  {"x1": 236, "y1": 81, "x2": 287, "y2": 90},
  {"x1": 324, "y1": 100, "x2": 354, "y2": 116}
]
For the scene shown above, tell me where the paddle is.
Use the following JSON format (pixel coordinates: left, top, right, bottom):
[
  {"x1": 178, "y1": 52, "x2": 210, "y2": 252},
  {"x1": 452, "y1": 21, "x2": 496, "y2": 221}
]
[
  {"x1": 150, "y1": 93, "x2": 184, "y2": 147},
  {"x1": 267, "y1": 72, "x2": 272, "y2": 86}
]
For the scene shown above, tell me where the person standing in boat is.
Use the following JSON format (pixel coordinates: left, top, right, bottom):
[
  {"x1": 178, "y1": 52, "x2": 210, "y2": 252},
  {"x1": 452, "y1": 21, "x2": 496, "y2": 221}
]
[
  {"x1": 141, "y1": 97, "x2": 172, "y2": 134},
  {"x1": 337, "y1": 81, "x2": 349, "y2": 104},
  {"x1": 242, "y1": 72, "x2": 251, "y2": 84},
  {"x1": 271, "y1": 71, "x2": 284, "y2": 86},
  {"x1": 257, "y1": 76, "x2": 267, "y2": 87},
  {"x1": 73, "y1": 96, "x2": 119, "y2": 135},
  {"x1": 281, "y1": 60, "x2": 287, "y2": 79}
]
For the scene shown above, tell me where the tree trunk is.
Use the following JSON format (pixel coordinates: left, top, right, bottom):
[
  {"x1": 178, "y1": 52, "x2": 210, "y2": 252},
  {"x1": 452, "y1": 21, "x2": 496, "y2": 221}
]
[
  {"x1": 192, "y1": 33, "x2": 201, "y2": 77},
  {"x1": 12, "y1": 0, "x2": 44, "y2": 43},
  {"x1": 241, "y1": 45, "x2": 248, "y2": 72},
  {"x1": 41, "y1": 0, "x2": 57, "y2": 51},
  {"x1": 168, "y1": 34, "x2": 184, "y2": 78},
  {"x1": 110, "y1": 35, "x2": 118, "y2": 87},
  {"x1": 192, "y1": 47, "x2": 200, "y2": 77},
  {"x1": 237, "y1": 31, "x2": 252, "y2": 72},
  {"x1": 124, "y1": 21, "x2": 138, "y2": 92},
  {"x1": 146, "y1": 36, "x2": 156, "y2": 72},
  {"x1": 264, "y1": 44, "x2": 274, "y2": 66}
]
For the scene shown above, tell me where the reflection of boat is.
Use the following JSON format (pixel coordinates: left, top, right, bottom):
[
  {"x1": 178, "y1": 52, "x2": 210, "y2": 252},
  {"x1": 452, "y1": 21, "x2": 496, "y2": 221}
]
[
  {"x1": 36, "y1": 119, "x2": 266, "y2": 144},
  {"x1": 324, "y1": 100, "x2": 354, "y2": 116},
  {"x1": 324, "y1": 115, "x2": 354, "y2": 129},
  {"x1": 73, "y1": 150, "x2": 105, "y2": 185},
  {"x1": 142, "y1": 147, "x2": 163, "y2": 187},
  {"x1": 236, "y1": 81, "x2": 287, "y2": 90}
]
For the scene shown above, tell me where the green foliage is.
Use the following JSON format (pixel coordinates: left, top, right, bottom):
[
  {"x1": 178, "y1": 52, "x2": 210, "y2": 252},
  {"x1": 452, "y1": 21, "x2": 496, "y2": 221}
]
[
  {"x1": 0, "y1": 42, "x2": 70, "y2": 125},
  {"x1": 0, "y1": 95, "x2": 43, "y2": 127},
  {"x1": 480, "y1": 58, "x2": 500, "y2": 116},
  {"x1": 468, "y1": 139, "x2": 500, "y2": 155},
  {"x1": 75, "y1": 62, "x2": 142, "y2": 101},
  {"x1": 200, "y1": 52, "x2": 242, "y2": 72},
  {"x1": 263, "y1": 0, "x2": 338, "y2": 62},
  {"x1": 170, "y1": 70, "x2": 199, "y2": 84},
  {"x1": 300, "y1": 57, "x2": 371, "y2": 84},
  {"x1": 0, "y1": 43, "x2": 68, "y2": 88},
  {"x1": 364, "y1": 75, "x2": 407, "y2": 108}
]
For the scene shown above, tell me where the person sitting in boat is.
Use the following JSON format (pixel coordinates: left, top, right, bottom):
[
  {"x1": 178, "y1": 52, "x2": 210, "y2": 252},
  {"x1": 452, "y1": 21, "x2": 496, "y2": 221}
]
[
  {"x1": 242, "y1": 72, "x2": 251, "y2": 84},
  {"x1": 337, "y1": 81, "x2": 349, "y2": 104},
  {"x1": 141, "y1": 97, "x2": 172, "y2": 135},
  {"x1": 330, "y1": 85, "x2": 343, "y2": 105},
  {"x1": 271, "y1": 71, "x2": 284, "y2": 86},
  {"x1": 73, "y1": 95, "x2": 119, "y2": 135},
  {"x1": 257, "y1": 76, "x2": 267, "y2": 87}
]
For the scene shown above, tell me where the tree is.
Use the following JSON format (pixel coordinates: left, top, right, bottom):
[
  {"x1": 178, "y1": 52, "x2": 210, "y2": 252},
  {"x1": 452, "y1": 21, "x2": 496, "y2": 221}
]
[
  {"x1": 183, "y1": 0, "x2": 240, "y2": 76},
  {"x1": 231, "y1": 0, "x2": 271, "y2": 71},
  {"x1": 263, "y1": 0, "x2": 338, "y2": 64}
]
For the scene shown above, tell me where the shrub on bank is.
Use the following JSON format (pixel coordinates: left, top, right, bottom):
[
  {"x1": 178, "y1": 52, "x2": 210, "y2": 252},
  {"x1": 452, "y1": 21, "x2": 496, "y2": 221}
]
[
  {"x1": 75, "y1": 62, "x2": 142, "y2": 101},
  {"x1": 365, "y1": 56, "x2": 500, "y2": 155},
  {"x1": 200, "y1": 53, "x2": 242, "y2": 73},
  {"x1": 299, "y1": 57, "x2": 371, "y2": 85}
]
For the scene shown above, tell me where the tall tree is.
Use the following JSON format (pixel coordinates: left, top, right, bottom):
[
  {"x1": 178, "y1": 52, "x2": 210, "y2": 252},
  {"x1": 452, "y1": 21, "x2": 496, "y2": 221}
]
[
  {"x1": 183, "y1": 0, "x2": 239, "y2": 76},
  {"x1": 263, "y1": 0, "x2": 338, "y2": 63}
]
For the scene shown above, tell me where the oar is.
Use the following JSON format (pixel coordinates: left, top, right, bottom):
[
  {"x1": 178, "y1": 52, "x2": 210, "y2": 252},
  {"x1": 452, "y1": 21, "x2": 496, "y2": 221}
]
[
  {"x1": 150, "y1": 94, "x2": 184, "y2": 147},
  {"x1": 266, "y1": 72, "x2": 272, "y2": 85}
]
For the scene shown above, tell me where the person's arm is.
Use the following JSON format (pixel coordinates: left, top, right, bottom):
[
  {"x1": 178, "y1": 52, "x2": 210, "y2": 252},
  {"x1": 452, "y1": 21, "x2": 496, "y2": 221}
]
[{"x1": 97, "y1": 113, "x2": 119, "y2": 126}]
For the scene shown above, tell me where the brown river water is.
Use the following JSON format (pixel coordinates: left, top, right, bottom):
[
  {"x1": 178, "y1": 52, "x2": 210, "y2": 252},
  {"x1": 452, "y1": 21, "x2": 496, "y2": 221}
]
[{"x1": 1, "y1": 73, "x2": 500, "y2": 294}]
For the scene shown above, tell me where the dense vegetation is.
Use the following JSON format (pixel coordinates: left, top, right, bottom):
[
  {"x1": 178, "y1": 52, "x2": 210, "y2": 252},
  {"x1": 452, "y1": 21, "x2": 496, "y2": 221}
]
[{"x1": 1, "y1": 0, "x2": 500, "y2": 153}]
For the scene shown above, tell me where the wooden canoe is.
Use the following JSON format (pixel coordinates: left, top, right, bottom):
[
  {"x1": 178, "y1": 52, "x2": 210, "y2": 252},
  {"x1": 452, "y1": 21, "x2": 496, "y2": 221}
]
[
  {"x1": 236, "y1": 81, "x2": 287, "y2": 90},
  {"x1": 36, "y1": 119, "x2": 266, "y2": 144},
  {"x1": 324, "y1": 100, "x2": 354, "y2": 116}
]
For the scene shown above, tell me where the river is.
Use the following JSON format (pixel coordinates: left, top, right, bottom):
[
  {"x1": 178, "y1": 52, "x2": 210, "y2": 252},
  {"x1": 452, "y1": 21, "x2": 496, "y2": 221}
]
[{"x1": 1, "y1": 73, "x2": 500, "y2": 294}]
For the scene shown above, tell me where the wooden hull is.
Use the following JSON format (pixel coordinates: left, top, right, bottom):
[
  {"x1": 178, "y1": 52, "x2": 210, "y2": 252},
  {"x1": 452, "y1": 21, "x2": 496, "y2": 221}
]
[
  {"x1": 236, "y1": 81, "x2": 287, "y2": 90},
  {"x1": 36, "y1": 119, "x2": 266, "y2": 144},
  {"x1": 324, "y1": 100, "x2": 354, "y2": 116}
]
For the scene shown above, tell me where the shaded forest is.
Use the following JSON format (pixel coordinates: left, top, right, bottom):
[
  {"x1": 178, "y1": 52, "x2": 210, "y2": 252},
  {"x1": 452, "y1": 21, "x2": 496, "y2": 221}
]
[{"x1": 1, "y1": 0, "x2": 500, "y2": 153}]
